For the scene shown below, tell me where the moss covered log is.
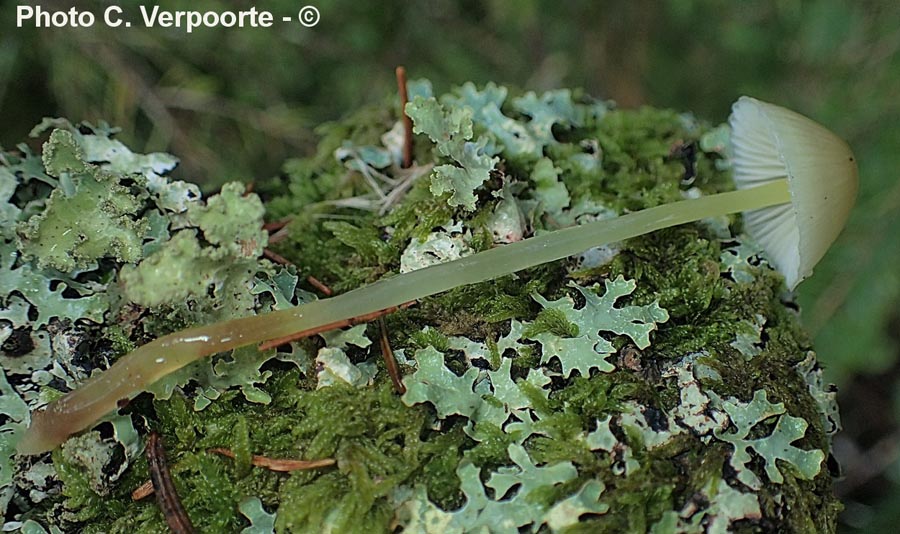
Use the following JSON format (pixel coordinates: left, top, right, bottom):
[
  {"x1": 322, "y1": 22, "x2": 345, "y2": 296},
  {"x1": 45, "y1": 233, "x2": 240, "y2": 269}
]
[{"x1": 1, "y1": 82, "x2": 840, "y2": 532}]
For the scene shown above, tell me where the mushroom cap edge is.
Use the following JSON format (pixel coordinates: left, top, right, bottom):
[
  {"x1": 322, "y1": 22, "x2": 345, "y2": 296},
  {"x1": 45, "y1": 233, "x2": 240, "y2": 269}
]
[{"x1": 729, "y1": 96, "x2": 859, "y2": 289}]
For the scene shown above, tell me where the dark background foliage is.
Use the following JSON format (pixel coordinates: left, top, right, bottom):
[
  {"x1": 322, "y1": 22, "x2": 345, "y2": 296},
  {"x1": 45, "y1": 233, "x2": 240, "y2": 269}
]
[{"x1": 1, "y1": 1, "x2": 898, "y2": 530}]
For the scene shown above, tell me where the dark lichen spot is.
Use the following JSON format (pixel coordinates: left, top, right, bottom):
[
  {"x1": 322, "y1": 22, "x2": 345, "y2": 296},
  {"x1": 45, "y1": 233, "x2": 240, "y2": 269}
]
[{"x1": 1, "y1": 327, "x2": 35, "y2": 357}]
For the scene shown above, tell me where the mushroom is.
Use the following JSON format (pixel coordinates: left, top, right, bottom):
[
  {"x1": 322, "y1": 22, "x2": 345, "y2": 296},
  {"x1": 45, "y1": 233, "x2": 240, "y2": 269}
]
[
  {"x1": 730, "y1": 96, "x2": 858, "y2": 289},
  {"x1": 17, "y1": 97, "x2": 858, "y2": 455}
]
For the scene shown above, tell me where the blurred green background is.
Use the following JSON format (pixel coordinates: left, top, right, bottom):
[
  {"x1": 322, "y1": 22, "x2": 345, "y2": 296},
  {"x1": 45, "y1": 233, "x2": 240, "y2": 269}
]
[{"x1": 1, "y1": 0, "x2": 898, "y2": 529}]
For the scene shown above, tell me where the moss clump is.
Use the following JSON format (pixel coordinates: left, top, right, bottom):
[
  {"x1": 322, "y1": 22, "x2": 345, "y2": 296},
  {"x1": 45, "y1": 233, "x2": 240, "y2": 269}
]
[{"x1": 2, "y1": 82, "x2": 840, "y2": 533}]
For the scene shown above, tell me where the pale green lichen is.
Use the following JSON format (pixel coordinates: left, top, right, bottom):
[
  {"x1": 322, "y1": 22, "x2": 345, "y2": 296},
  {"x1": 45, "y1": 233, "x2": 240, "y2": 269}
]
[
  {"x1": 120, "y1": 181, "x2": 266, "y2": 310},
  {"x1": 18, "y1": 130, "x2": 149, "y2": 271},
  {"x1": 239, "y1": 496, "x2": 277, "y2": 534},
  {"x1": 397, "y1": 444, "x2": 606, "y2": 533},
  {"x1": 530, "y1": 157, "x2": 571, "y2": 219},
  {"x1": 1, "y1": 520, "x2": 63, "y2": 534},
  {"x1": 0, "y1": 242, "x2": 107, "y2": 330},
  {"x1": 441, "y1": 82, "x2": 534, "y2": 158},
  {"x1": 446, "y1": 332, "x2": 494, "y2": 367},
  {"x1": 584, "y1": 415, "x2": 639, "y2": 477},
  {"x1": 528, "y1": 277, "x2": 669, "y2": 378},
  {"x1": 1, "y1": 121, "x2": 310, "y2": 528},
  {"x1": 796, "y1": 351, "x2": 842, "y2": 437},
  {"x1": 441, "y1": 83, "x2": 605, "y2": 162},
  {"x1": 402, "y1": 346, "x2": 500, "y2": 423},
  {"x1": 730, "y1": 313, "x2": 766, "y2": 359},
  {"x1": 1, "y1": 168, "x2": 23, "y2": 240},
  {"x1": 406, "y1": 96, "x2": 498, "y2": 210},
  {"x1": 720, "y1": 240, "x2": 766, "y2": 285},
  {"x1": 712, "y1": 389, "x2": 825, "y2": 489},
  {"x1": 1, "y1": 371, "x2": 30, "y2": 516}
]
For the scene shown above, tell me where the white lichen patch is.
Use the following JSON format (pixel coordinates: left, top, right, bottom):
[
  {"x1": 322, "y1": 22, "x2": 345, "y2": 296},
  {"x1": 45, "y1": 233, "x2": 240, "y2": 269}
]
[
  {"x1": 314, "y1": 324, "x2": 377, "y2": 389},
  {"x1": 380, "y1": 121, "x2": 407, "y2": 168},
  {"x1": 59, "y1": 414, "x2": 142, "y2": 497},
  {"x1": 487, "y1": 182, "x2": 527, "y2": 244},
  {"x1": 315, "y1": 347, "x2": 376, "y2": 389},
  {"x1": 650, "y1": 478, "x2": 761, "y2": 534},
  {"x1": 619, "y1": 401, "x2": 685, "y2": 450},
  {"x1": 574, "y1": 244, "x2": 621, "y2": 270},
  {"x1": 399, "y1": 222, "x2": 473, "y2": 273},
  {"x1": 663, "y1": 357, "x2": 728, "y2": 438}
]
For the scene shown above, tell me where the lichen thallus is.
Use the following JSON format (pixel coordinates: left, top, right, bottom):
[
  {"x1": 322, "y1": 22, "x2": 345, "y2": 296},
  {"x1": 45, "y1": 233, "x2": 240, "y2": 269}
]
[{"x1": 17, "y1": 96, "x2": 858, "y2": 455}]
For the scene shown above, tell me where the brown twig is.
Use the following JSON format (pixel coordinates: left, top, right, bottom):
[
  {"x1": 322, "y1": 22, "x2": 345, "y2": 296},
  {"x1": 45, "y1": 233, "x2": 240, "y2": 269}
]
[
  {"x1": 258, "y1": 301, "x2": 416, "y2": 351},
  {"x1": 267, "y1": 227, "x2": 292, "y2": 245},
  {"x1": 262, "y1": 248, "x2": 292, "y2": 266},
  {"x1": 131, "y1": 479, "x2": 154, "y2": 501},
  {"x1": 263, "y1": 217, "x2": 293, "y2": 245},
  {"x1": 305, "y1": 276, "x2": 333, "y2": 296},
  {"x1": 396, "y1": 66, "x2": 413, "y2": 168},
  {"x1": 146, "y1": 432, "x2": 196, "y2": 534},
  {"x1": 207, "y1": 448, "x2": 336, "y2": 472},
  {"x1": 262, "y1": 248, "x2": 333, "y2": 296},
  {"x1": 134, "y1": 449, "x2": 336, "y2": 501},
  {"x1": 263, "y1": 217, "x2": 293, "y2": 233},
  {"x1": 378, "y1": 318, "x2": 406, "y2": 394}
]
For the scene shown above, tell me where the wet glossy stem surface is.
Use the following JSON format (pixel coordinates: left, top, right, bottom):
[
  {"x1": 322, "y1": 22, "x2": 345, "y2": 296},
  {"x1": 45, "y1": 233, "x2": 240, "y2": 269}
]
[{"x1": 18, "y1": 180, "x2": 791, "y2": 454}]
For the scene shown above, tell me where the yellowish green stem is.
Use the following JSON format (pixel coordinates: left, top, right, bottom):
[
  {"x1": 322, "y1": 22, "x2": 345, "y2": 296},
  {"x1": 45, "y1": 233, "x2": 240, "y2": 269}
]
[{"x1": 18, "y1": 179, "x2": 791, "y2": 454}]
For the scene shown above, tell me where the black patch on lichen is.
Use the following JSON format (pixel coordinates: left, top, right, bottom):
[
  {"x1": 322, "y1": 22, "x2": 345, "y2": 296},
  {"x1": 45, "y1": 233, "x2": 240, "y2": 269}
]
[{"x1": 1, "y1": 327, "x2": 34, "y2": 357}]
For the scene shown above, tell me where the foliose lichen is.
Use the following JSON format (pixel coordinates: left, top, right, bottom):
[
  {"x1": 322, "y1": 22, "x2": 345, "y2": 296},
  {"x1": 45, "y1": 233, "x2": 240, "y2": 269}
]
[{"x1": 2, "y1": 80, "x2": 841, "y2": 532}]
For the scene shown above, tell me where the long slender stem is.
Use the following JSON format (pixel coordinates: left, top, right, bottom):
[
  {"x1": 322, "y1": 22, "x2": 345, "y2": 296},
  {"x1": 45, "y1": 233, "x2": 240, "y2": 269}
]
[{"x1": 18, "y1": 180, "x2": 790, "y2": 454}]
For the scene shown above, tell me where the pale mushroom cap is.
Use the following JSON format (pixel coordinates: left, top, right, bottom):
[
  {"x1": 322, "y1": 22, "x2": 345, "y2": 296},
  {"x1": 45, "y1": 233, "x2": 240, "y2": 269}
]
[{"x1": 729, "y1": 96, "x2": 859, "y2": 290}]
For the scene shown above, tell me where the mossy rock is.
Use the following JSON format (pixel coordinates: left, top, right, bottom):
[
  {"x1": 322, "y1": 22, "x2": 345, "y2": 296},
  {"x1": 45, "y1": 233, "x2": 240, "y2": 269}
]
[{"x1": 1, "y1": 84, "x2": 840, "y2": 533}]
